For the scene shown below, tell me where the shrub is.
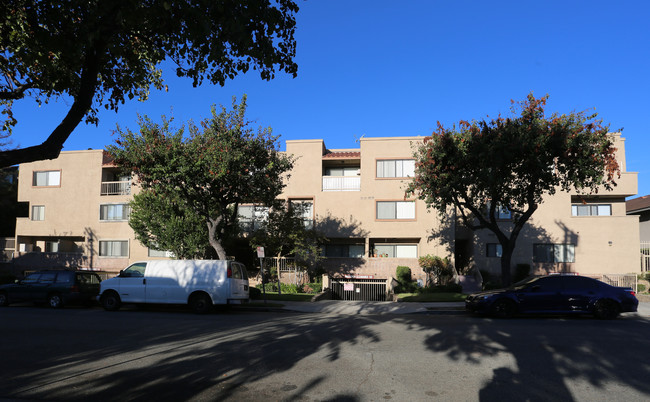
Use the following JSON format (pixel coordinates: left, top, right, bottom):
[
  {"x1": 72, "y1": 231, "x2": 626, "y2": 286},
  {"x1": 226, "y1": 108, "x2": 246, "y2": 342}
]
[
  {"x1": 395, "y1": 266, "x2": 415, "y2": 293},
  {"x1": 418, "y1": 283, "x2": 462, "y2": 293},
  {"x1": 638, "y1": 284, "x2": 647, "y2": 294},
  {"x1": 301, "y1": 282, "x2": 322, "y2": 294},
  {"x1": 418, "y1": 255, "x2": 455, "y2": 285}
]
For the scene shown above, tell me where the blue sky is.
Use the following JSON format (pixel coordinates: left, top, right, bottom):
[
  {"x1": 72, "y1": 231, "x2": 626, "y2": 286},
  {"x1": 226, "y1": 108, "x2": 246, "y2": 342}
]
[{"x1": 10, "y1": 0, "x2": 650, "y2": 197}]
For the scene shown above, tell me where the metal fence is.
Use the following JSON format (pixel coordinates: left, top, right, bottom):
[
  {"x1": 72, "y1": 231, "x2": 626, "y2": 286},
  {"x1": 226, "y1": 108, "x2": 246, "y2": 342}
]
[
  {"x1": 641, "y1": 242, "x2": 650, "y2": 272},
  {"x1": 586, "y1": 274, "x2": 637, "y2": 292},
  {"x1": 329, "y1": 277, "x2": 387, "y2": 301}
]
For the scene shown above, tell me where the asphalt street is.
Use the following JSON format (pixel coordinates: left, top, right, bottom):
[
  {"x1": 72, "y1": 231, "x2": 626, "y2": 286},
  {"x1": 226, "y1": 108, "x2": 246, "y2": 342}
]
[{"x1": 1, "y1": 302, "x2": 649, "y2": 401}]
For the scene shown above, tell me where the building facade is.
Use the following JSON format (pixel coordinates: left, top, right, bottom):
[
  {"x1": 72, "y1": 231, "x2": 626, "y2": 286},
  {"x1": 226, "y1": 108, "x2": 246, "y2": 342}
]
[{"x1": 11, "y1": 133, "x2": 641, "y2": 283}]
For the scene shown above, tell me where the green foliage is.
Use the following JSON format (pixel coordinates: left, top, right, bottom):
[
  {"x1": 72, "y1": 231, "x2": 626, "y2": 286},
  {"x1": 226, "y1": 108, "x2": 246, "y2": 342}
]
[
  {"x1": 255, "y1": 282, "x2": 318, "y2": 294},
  {"x1": 0, "y1": 0, "x2": 299, "y2": 167},
  {"x1": 418, "y1": 255, "x2": 454, "y2": 285},
  {"x1": 637, "y1": 284, "x2": 646, "y2": 294},
  {"x1": 513, "y1": 264, "x2": 531, "y2": 283},
  {"x1": 248, "y1": 199, "x2": 324, "y2": 264},
  {"x1": 108, "y1": 96, "x2": 294, "y2": 259},
  {"x1": 638, "y1": 272, "x2": 650, "y2": 281},
  {"x1": 407, "y1": 94, "x2": 619, "y2": 286},
  {"x1": 395, "y1": 266, "x2": 415, "y2": 293},
  {"x1": 417, "y1": 283, "x2": 462, "y2": 294}
]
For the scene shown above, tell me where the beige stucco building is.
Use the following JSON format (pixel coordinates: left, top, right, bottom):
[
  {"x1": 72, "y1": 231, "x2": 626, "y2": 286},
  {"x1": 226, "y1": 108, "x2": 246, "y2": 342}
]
[{"x1": 11, "y1": 133, "x2": 641, "y2": 283}]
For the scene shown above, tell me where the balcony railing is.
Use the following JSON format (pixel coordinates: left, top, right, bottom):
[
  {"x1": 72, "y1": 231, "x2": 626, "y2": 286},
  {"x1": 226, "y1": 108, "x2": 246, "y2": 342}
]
[
  {"x1": 322, "y1": 176, "x2": 360, "y2": 191},
  {"x1": 101, "y1": 181, "x2": 131, "y2": 196}
]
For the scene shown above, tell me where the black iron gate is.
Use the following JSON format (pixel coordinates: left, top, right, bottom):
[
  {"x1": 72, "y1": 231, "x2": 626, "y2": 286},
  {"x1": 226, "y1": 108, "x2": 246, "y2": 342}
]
[{"x1": 329, "y1": 277, "x2": 387, "y2": 301}]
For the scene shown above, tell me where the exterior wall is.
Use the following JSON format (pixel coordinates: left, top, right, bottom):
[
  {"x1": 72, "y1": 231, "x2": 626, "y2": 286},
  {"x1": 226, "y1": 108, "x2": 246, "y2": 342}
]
[
  {"x1": 472, "y1": 133, "x2": 640, "y2": 278},
  {"x1": 14, "y1": 150, "x2": 156, "y2": 274}
]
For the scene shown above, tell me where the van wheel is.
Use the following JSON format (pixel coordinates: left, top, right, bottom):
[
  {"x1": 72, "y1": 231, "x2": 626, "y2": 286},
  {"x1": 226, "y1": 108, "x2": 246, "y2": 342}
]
[
  {"x1": 0, "y1": 291, "x2": 8, "y2": 307},
  {"x1": 48, "y1": 293, "x2": 64, "y2": 309},
  {"x1": 101, "y1": 291, "x2": 121, "y2": 311},
  {"x1": 190, "y1": 293, "x2": 212, "y2": 314}
]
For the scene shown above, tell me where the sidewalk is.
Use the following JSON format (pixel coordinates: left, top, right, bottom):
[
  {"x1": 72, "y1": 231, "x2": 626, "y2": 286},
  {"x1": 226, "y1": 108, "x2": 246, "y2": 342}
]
[{"x1": 252, "y1": 300, "x2": 650, "y2": 317}]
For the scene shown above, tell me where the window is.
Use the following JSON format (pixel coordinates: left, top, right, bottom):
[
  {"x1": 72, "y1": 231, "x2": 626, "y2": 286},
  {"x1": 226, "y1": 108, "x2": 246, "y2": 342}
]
[
  {"x1": 374, "y1": 244, "x2": 418, "y2": 258},
  {"x1": 486, "y1": 202, "x2": 511, "y2": 220},
  {"x1": 290, "y1": 199, "x2": 314, "y2": 229},
  {"x1": 376, "y1": 201, "x2": 415, "y2": 220},
  {"x1": 238, "y1": 205, "x2": 269, "y2": 231},
  {"x1": 377, "y1": 159, "x2": 415, "y2": 178},
  {"x1": 323, "y1": 244, "x2": 365, "y2": 258},
  {"x1": 33, "y1": 170, "x2": 61, "y2": 187},
  {"x1": 99, "y1": 240, "x2": 129, "y2": 257},
  {"x1": 533, "y1": 244, "x2": 575, "y2": 263},
  {"x1": 571, "y1": 204, "x2": 611, "y2": 216},
  {"x1": 100, "y1": 204, "x2": 130, "y2": 221},
  {"x1": 486, "y1": 243, "x2": 502, "y2": 258},
  {"x1": 31, "y1": 205, "x2": 45, "y2": 221},
  {"x1": 324, "y1": 167, "x2": 359, "y2": 176},
  {"x1": 122, "y1": 262, "x2": 146, "y2": 277},
  {"x1": 45, "y1": 241, "x2": 59, "y2": 253}
]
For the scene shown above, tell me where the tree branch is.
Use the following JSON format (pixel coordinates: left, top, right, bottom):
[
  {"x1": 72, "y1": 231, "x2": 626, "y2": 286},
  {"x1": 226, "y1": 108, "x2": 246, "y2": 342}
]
[{"x1": 0, "y1": 50, "x2": 100, "y2": 168}]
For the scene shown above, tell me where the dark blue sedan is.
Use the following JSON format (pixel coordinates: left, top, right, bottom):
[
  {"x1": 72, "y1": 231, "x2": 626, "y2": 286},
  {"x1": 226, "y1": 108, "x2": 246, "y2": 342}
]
[{"x1": 465, "y1": 275, "x2": 638, "y2": 319}]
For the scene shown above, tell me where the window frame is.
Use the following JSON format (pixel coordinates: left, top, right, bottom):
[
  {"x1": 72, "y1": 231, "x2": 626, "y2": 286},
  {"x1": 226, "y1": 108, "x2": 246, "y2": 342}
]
[
  {"x1": 99, "y1": 203, "x2": 131, "y2": 222},
  {"x1": 373, "y1": 244, "x2": 418, "y2": 258},
  {"x1": 376, "y1": 200, "x2": 416, "y2": 221},
  {"x1": 31, "y1": 205, "x2": 45, "y2": 221},
  {"x1": 99, "y1": 240, "x2": 129, "y2": 258},
  {"x1": 533, "y1": 243, "x2": 575, "y2": 263},
  {"x1": 32, "y1": 170, "x2": 61, "y2": 187},
  {"x1": 376, "y1": 159, "x2": 416, "y2": 179},
  {"x1": 486, "y1": 243, "x2": 502, "y2": 258},
  {"x1": 571, "y1": 204, "x2": 612, "y2": 217}
]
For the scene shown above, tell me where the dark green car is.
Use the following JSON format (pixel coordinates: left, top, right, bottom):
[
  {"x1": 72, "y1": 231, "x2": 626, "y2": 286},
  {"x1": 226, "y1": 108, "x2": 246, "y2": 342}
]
[{"x1": 0, "y1": 270, "x2": 102, "y2": 308}]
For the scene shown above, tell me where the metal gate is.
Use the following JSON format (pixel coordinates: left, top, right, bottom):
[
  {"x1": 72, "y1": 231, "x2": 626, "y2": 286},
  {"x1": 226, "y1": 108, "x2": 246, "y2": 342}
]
[{"x1": 329, "y1": 277, "x2": 387, "y2": 301}]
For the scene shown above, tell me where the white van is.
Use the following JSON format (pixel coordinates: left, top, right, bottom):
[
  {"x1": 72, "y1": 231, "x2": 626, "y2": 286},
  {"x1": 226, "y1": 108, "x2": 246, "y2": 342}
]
[{"x1": 98, "y1": 260, "x2": 249, "y2": 313}]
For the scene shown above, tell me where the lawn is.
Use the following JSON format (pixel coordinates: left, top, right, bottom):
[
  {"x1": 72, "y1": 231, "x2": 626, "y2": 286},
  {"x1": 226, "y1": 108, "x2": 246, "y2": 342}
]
[{"x1": 396, "y1": 292, "x2": 467, "y2": 302}]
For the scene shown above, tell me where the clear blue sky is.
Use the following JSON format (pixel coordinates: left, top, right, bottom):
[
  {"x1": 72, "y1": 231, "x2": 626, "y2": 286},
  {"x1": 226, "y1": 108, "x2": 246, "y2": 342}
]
[{"x1": 10, "y1": 1, "x2": 650, "y2": 197}]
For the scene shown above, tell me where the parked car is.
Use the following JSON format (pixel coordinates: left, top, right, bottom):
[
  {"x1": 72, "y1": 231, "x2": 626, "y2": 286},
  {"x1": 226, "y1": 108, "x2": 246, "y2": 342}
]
[
  {"x1": 465, "y1": 274, "x2": 638, "y2": 319},
  {"x1": 98, "y1": 260, "x2": 249, "y2": 314},
  {"x1": 0, "y1": 270, "x2": 102, "y2": 308}
]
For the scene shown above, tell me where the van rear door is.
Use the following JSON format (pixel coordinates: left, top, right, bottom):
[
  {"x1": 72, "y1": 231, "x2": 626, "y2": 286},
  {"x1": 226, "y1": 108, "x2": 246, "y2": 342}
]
[{"x1": 230, "y1": 262, "x2": 249, "y2": 299}]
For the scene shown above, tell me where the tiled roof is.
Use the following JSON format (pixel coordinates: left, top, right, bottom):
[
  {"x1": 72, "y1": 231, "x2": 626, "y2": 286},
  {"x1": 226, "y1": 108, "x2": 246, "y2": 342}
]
[
  {"x1": 626, "y1": 195, "x2": 650, "y2": 213},
  {"x1": 322, "y1": 151, "x2": 361, "y2": 159}
]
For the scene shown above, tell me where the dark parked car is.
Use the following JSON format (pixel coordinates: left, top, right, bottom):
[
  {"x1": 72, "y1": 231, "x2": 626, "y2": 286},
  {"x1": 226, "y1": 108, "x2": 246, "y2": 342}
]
[
  {"x1": 465, "y1": 274, "x2": 638, "y2": 319},
  {"x1": 0, "y1": 270, "x2": 102, "y2": 308}
]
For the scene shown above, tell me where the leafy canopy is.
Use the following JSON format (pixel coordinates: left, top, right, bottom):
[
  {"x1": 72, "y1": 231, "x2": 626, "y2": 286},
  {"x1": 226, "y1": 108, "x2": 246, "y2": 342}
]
[
  {"x1": 407, "y1": 93, "x2": 620, "y2": 285},
  {"x1": 108, "y1": 95, "x2": 294, "y2": 260},
  {"x1": 0, "y1": 0, "x2": 299, "y2": 167}
]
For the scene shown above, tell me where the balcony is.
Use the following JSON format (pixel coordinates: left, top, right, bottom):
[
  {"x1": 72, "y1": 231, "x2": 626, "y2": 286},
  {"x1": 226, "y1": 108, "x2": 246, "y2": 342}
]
[
  {"x1": 101, "y1": 181, "x2": 131, "y2": 196},
  {"x1": 322, "y1": 176, "x2": 360, "y2": 191}
]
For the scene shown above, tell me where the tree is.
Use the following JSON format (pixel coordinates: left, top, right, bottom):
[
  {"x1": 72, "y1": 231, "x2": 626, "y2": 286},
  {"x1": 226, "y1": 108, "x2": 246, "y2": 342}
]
[
  {"x1": 407, "y1": 94, "x2": 620, "y2": 286},
  {"x1": 0, "y1": 0, "x2": 298, "y2": 167},
  {"x1": 107, "y1": 95, "x2": 294, "y2": 260},
  {"x1": 128, "y1": 189, "x2": 211, "y2": 259},
  {"x1": 248, "y1": 200, "x2": 324, "y2": 261}
]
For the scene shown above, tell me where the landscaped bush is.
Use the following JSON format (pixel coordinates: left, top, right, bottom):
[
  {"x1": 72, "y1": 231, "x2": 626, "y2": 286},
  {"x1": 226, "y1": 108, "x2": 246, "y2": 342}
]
[
  {"x1": 395, "y1": 266, "x2": 415, "y2": 293},
  {"x1": 637, "y1": 284, "x2": 647, "y2": 294},
  {"x1": 418, "y1": 283, "x2": 462, "y2": 294},
  {"x1": 301, "y1": 282, "x2": 322, "y2": 294},
  {"x1": 418, "y1": 255, "x2": 454, "y2": 285}
]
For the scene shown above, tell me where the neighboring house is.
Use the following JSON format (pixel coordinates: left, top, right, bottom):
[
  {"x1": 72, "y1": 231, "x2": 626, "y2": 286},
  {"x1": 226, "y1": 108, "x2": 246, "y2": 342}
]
[
  {"x1": 626, "y1": 195, "x2": 650, "y2": 242},
  {"x1": 11, "y1": 133, "x2": 640, "y2": 282}
]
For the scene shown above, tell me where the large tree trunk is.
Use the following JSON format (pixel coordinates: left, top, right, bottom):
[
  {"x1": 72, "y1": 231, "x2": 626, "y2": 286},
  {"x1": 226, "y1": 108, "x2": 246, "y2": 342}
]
[
  {"x1": 207, "y1": 217, "x2": 227, "y2": 260},
  {"x1": 500, "y1": 246, "x2": 513, "y2": 287}
]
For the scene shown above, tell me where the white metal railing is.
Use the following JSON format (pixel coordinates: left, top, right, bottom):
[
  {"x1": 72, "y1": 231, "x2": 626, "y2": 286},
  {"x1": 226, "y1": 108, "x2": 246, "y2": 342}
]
[
  {"x1": 101, "y1": 181, "x2": 131, "y2": 196},
  {"x1": 642, "y1": 242, "x2": 650, "y2": 272},
  {"x1": 322, "y1": 176, "x2": 360, "y2": 191},
  {"x1": 586, "y1": 273, "x2": 637, "y2": 292}
]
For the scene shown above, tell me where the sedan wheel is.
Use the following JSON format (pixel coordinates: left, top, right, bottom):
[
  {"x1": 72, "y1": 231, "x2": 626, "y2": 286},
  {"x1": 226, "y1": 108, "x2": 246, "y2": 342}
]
[
  {"x1": 491, "y1": 299, "x2": 516, "y2": 318},
  {"x1": 48, "y1": 293, "x2": 64, "y2": 309},
  {"x1": 594, "y1": 299, "x2": 620, "y2": 320},
  {"x1": 0, "y1": 291, "x2": 8, "y2": 307}
]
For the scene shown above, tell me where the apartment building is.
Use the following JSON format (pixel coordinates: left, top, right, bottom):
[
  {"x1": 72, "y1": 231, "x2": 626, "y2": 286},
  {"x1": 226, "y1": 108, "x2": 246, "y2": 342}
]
[
  {"x1": 279, "y1": 134, "x2": 640, "y2": 282},
  {"x1": 13, "y1": 150, "x2": 164, "y2": 273},
  {"x1": 11, "y1": 133, "x2": 640, "y2": 282}
]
